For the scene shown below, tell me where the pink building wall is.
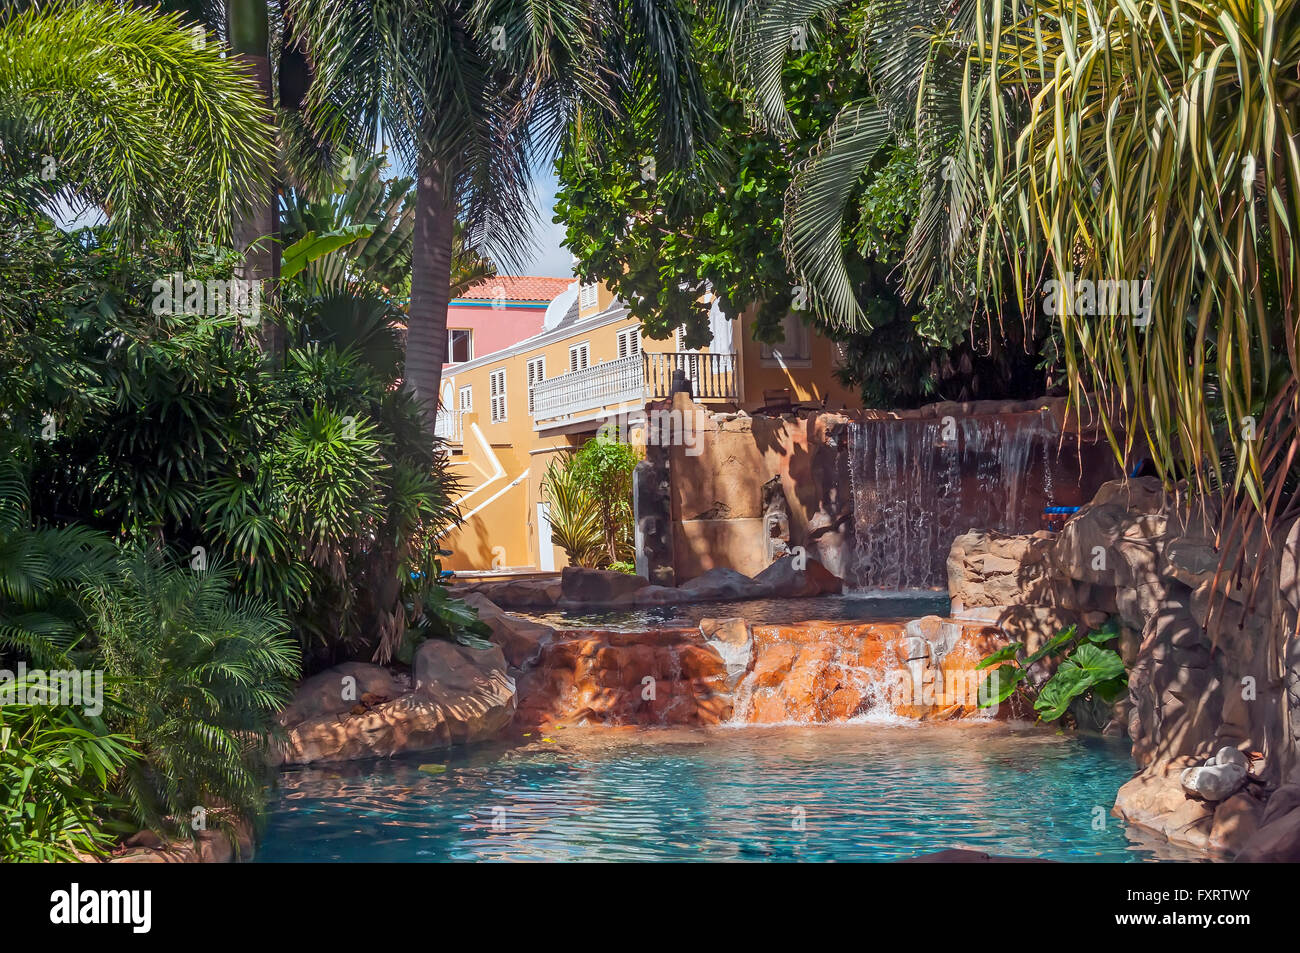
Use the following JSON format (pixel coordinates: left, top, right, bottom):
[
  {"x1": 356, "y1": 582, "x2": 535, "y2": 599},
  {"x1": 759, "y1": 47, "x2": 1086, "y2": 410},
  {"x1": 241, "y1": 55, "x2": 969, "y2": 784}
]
[{"x1": 444, "y1": 276, "x2": 574, "y2": 367}]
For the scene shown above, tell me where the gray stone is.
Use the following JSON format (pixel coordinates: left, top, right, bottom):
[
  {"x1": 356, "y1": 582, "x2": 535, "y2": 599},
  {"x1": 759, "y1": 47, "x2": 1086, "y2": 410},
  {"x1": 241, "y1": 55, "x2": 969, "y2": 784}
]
[{"x1": 1181, "y1": 750, "x2": 1248, "y2": 802}]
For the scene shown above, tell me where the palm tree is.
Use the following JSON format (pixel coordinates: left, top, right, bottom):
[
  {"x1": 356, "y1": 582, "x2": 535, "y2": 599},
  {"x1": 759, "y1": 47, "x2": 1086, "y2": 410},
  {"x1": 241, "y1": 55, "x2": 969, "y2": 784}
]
[
  {"x1": 724, "y1": 0, "x2": 968, "y2": 330},
  {"x1": 0, "y1": 0, "x2": 275, "y2": 244},
  {"x1": 736, "y1": 0, "x2": 1300, "y2": 596},
  {"x1": 449, "y1": 221, "x2": 498, "y2": 297},
  {"x1": 288, "y1": 0, "x2": 714, "y2": 437},
  {"x1": 227, "y1": 0, "x2": 284, "y2": 358}
]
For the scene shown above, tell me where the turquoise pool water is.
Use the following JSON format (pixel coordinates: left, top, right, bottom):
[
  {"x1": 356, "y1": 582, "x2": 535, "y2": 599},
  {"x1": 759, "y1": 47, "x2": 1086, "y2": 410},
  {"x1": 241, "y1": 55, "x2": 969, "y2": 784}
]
[
  {"x1": 256, "y1": 724, "x2": 1204, "y2": 862},
  {"x1": 514, "y1": 591, "x2": 951, "y2": 629}
]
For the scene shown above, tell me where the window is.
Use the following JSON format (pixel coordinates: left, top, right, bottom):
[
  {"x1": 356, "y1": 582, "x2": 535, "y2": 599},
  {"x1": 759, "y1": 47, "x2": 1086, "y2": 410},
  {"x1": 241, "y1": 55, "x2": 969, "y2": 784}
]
[
  {"x1": 526, "y1": 357, "x2": 546, "y2": 414},
  {"x1": 569, "y1": 342, "x2": 590, "y2": 373},
  {"x1": 447, "y1": 328, "x2": 473, "y2": 363},
  {"x1": 617, "y1": 327, "x2": 640, "y2": 359},
  {"x1": 489, "y1": 369, "x2": 507, "y2": 422},
  {"x1": 579, "y1": 282, "x2": 599, "y2": 310},
  {"x1": 674, "y1": 326, "x2": 690, "y2": 352},
  {"x1": 760, "y1": 314, "x2": 812, "y2": 364},
  {"x1": 458, "y1": 385, "x2": 472, "y2": 413}
]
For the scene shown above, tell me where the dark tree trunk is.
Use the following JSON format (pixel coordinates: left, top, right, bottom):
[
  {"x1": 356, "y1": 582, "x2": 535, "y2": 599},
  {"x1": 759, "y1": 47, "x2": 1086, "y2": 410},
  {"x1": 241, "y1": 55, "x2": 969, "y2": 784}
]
[
  {"x1": 228, "y1": 0, "x2": 283, "y2": 363},
  {"x1": 405, "y1": 154, "x2": 457, "y2": 436}
]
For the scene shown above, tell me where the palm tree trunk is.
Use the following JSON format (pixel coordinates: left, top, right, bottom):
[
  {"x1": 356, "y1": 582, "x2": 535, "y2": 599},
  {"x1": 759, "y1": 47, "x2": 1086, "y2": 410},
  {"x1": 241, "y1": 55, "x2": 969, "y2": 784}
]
[
  {"x1": 405, "y1": 154, "x2": 457, "y2": 436},
  {"x1": 227, "y1": 0, "x2": 283, "y2": 364}
]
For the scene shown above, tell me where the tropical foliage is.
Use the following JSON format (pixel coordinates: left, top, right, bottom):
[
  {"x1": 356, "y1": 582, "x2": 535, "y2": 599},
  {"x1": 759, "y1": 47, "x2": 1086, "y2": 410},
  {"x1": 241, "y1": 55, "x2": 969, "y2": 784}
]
[
  {"x1": 950, "y1": 0, "x2": 1300, "y2": 600},
  {"x1": 541, "y1": 439, "x2": 638, "y2": 568},
  {"x1": 0, "y1": 0, "x2": 274, "y2": 244},
  {"x1": 82, "y1": 552, "x2": 299, "y2": 841},
  {"x1": 542, "y1": 455, "x2": 608, "y2": 569},
  {"x1": 0, "y1": 694, "x2": 137, "y2": 861},
  {"x1": 0, "y1": 2, "x2": 483, "y2": 858},
  {"x1": 977, "y1": 621, "x2": 1128, "y2": 724},
  {"x1": 557, "y1": 6, "x2": 1051, "y2": 405}
]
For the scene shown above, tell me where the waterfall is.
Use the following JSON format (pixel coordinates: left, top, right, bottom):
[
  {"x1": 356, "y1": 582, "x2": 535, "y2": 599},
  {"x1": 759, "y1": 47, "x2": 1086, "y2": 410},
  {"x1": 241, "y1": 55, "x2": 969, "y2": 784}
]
[{"x1": 846, "y1": 412, "x2": 1054, "y2": 590}]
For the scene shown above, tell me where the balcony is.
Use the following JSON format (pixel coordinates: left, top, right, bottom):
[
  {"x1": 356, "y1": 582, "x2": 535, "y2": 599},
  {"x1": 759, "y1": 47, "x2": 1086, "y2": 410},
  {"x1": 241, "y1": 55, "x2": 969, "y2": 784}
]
[
  {"x1": 434, "y1": 407, "x2": 462, "y2": 443},
  {"x1": 531, "y1": 351, "x2": 738, "y2": 423}
]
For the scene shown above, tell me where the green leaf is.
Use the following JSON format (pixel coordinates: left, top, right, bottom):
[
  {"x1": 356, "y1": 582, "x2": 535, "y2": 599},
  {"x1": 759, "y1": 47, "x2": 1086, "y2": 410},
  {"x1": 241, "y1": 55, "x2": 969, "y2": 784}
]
[
  {"x1": 1083, "y1": 618, "x2": 1122, "y2": 644},
  {"x1": 280, "y1": 225, "x2": 375, "y2": 279},
  {"x1": 1024, "y1": 625, "x2": 1078, "y2": 667},
  {"x1": 977, "y1": 664, "x2": 1026, "y2": 707},
  {"x1": 1093, "y1": 675, "x2": 1129, "y2": 705},
  {"x1": 976, "y1": 642, "x2": 1024, "y2": 670},
  {"x1": 1033, "y1": 643, "x2": 1127, "y2": 721}
]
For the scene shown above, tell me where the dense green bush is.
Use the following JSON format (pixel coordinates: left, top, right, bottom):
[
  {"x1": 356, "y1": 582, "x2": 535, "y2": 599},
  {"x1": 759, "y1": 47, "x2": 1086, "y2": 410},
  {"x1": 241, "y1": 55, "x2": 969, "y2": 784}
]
[
  {"x1": 82, "y1": 551, "x2": 300, "y2": 841},
  {"x1": 3, "y1": 220, "x2": 460, "y2": 669},
  {"x1": 0, "y1": 693, "x2": 137, "y2": 861},
  {"x1": 541, "y1": 438, "x2": 638, "y2": 569}
]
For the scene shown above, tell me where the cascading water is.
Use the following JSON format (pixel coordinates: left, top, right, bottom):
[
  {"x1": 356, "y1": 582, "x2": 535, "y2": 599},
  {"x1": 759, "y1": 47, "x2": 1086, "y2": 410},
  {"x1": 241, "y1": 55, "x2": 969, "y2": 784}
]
[{"x1": 846, "y1": 412, "x2": 1055, "y2": 590}]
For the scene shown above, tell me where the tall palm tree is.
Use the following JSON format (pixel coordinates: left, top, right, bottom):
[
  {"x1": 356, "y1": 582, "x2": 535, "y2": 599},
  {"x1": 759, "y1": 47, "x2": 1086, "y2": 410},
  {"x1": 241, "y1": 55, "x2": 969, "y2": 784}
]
[
  {"x1": 288, "y1": 0, "x2": 713, "y2": 437},
  {"x1": 227, "y1": 0, "x2": 284, "y2": 358},
  {"x1": 0, "y1": 0, "x2": 274, "y2": 244}
]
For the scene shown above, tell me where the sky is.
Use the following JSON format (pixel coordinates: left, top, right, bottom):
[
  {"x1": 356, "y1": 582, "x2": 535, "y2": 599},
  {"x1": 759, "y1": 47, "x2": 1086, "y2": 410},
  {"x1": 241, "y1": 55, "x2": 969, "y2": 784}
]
[{"x1": 515, "y1": 163, "x2": 574, "y2": 279}]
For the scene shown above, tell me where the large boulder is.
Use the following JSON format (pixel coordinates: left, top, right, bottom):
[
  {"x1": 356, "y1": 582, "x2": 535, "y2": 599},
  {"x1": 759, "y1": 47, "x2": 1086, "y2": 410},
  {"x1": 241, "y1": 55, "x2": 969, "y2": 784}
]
[
  {"x1": 751, "y1": 555, "x2": 843, "y2": 598},
  {"x1": 108, "y1": 821, "x2": 256, "y2": 864},
  {"x1": 1235, "y1": 804, "x2": 1300, "y2": 862},
  {"x1": 458, "y1": 576, "x2": 561, "y2": 608},
  {"x1": 1180, "y1": 747, "x2": 1249, "y2": 802},
  {"x1": 276, "y1": 643, "x2": 515, "y2": 765},
  {"x1": 678, "y1": 567, "x2": 767, "y2": 602},
  {"x1": 460, "y1": 592, "x2": 553, "y2": 668},
  {"x1": 559, "y1": 566, "x2": 649, "y2": 605},
  {"x1": 278, "y1": 662, "x2": 406, "y2": 727}
]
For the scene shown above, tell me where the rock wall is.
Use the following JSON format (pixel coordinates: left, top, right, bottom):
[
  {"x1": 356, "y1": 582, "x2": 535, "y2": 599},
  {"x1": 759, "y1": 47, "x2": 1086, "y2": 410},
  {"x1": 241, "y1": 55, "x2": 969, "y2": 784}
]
[
  {"x1": 657, "y1": 394, "x2": 1119, "y2": 587},
  {"x1": 948, "y1": 477, "x2": 1300, "y2": 858},
  {"x1": 509, "y1": 613, "x2": 1016, "y2": 729},
  {"x1": 274, "y1": 643, "x2": 516, "y2": 765}
]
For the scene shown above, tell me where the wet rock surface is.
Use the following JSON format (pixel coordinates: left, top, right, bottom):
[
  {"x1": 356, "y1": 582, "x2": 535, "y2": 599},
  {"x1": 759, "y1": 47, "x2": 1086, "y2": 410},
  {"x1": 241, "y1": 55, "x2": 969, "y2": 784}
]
[
  {"x1": 275, "y1": 643, "x2": 516, "y2": 766},
  {"x1": 511, "y1": 613, "x2": 1015, "y2": 729},
  {"x1": 953, "y1": 476, "x2": 1300, "y2": 859}
]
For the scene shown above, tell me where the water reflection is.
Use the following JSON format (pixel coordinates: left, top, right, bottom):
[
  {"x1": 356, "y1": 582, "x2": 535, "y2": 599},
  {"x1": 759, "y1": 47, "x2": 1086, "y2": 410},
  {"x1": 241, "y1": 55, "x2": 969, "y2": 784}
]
[
  {"x1": 516, "y1": 592, "x2": 951, "y2": 630},
  {"x1": 258, "y1": 725, "x2": 1210, "y2": 863}
]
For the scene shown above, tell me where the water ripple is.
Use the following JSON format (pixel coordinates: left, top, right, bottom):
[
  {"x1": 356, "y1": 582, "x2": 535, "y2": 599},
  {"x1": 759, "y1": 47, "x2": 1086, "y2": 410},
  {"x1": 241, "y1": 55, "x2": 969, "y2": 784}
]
[{"x1": 257, "y1": 725, "x2": 1209, "y2": 863}]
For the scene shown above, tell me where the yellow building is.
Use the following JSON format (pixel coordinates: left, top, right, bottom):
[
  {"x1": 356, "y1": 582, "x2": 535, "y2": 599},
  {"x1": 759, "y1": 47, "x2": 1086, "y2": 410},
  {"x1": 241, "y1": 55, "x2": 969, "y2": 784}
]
[{"x1": 435, "y1": 281, "x2": 861, "y2": 572}]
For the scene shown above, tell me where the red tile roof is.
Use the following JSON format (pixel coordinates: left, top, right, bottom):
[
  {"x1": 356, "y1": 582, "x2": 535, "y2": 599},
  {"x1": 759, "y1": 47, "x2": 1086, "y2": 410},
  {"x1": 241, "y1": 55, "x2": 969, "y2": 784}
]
[{"x1": 454, "y1": 276, "x2": 574, "y2": 302}]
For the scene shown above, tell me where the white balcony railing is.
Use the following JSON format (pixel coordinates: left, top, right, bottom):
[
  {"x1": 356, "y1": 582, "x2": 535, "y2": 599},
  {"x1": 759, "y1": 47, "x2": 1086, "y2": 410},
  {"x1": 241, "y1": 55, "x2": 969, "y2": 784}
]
[
  {"x1": 530, "y1": 351, "x2": 738, "y2": 422},
  {"x1": 531, "y1": 353, "x2": 644, "y2": 421},
  {"x1": 434, "y1": 407, "x2": 462, "y2": 443}
]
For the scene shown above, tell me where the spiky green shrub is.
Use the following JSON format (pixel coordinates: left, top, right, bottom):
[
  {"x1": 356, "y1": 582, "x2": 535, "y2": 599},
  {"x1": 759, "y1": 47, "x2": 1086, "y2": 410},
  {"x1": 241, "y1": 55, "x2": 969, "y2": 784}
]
[
  {"x1": 542, "y1": 454, "x2": 609, "y2": 569},
  {"x1": 82, "y1": 551, "x2": 299, "y2": 842},
  {"x1": 0, "y1": 460, "x2": 114, "y2": 668}
]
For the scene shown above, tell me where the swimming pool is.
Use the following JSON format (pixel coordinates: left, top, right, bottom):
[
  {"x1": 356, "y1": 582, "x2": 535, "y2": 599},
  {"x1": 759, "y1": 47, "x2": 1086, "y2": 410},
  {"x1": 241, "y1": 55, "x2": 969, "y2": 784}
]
[{"x1": 256, "y1": 723, "x2": 1204, "y2": 862}]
